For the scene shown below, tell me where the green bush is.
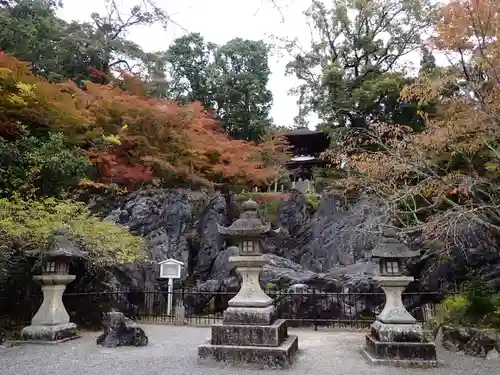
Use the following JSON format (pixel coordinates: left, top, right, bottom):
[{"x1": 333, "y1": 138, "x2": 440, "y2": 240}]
[
  {"x1": 464, "y1": 278, "x2": 497, "y2": 322},
  {"x1": 236, "y1": 192, "x2": 286, "y2": 224},
  {"x1": 304, "y1": 192, "x2": 319, "y2": 214},
  {"x1": 435, "y1": 278, "x2": 500, "y2": 329},
  {"x1": 0, "y1": 197, "x2": 146, "y2": 274},
  {"x1": 435, "y1": 295, "x2": 469, "y2": 325},
  {"x1": 0, "y1": 129, "x2": 89, "y2": 198}
]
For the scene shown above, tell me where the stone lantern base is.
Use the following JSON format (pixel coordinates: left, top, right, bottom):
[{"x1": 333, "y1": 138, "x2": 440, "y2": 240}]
[
  {"x1": 20, "y1": 323, "x2": 79, "y2": 344},
  {"x1": 198, "y1": 318, "x2": 298, "y2": 369},
  {"x1": 197, "y1": 256, "x2": 298, "y2": 368},
  {"x1": 18, "y1": 275, "x2": 80, "y2": 344},
  {"x1": 361, "y1": 320, "x2": 438, "y2": 367}
]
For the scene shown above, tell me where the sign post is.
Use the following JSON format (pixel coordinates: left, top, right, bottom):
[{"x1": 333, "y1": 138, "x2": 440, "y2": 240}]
[{"x1": 158, "y1": 259, "x2": 184, "y2": 316}]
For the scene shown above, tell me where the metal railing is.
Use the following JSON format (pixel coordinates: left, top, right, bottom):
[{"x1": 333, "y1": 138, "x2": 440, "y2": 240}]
[{"x1": 0, "y1": 288, "x2": 443, "y2": 332}]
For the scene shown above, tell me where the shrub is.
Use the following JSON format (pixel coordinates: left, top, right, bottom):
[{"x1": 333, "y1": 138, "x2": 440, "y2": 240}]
[
  {"x1": 236, "y1": 192, "x2": 289, "y2": 224},
  {"x1": 0, "y1": 129, "x2": 89, "y2": 198},
  {"x1": 0, "y1": 197, "x2": 146, "y2": 274},
  {"x1": 435, "y1": 278, "x2": 500, "y2": 329},
  {"x1": 436, "y1": 294, "x2": 469, "y2": 325},
  {"x1": 304, "y1": 192, "x2": 320, "y2": 214}
]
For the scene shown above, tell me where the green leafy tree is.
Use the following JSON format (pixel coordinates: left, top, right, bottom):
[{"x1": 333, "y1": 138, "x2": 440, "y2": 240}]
[
  {"x1": 0, "y1": 0, "x2": 67, "y2": 79},
  {"x1": 165, "y1": 34, "x2": 273, "y2": 142},
  {"x1": 286, "y1": 0, "x2": 436, "y2": 132},
  {"x1": 0, "y1": 0, "x2": 167, "y2": 85},
  {"x1": 0, "y1": 129, "x2": 89, "y2": 198},
  {"x1": 164, "y1": 32, "x2": 216, "y2": 107},
  {"x1": 212, "y1": 38, "x2": 273, "y2": 141}
]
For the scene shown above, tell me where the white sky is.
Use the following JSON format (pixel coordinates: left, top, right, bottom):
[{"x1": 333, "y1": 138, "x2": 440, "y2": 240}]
[
  {"x1": 56, "y1": 0, "x2": 448, "y2": 130},
  {"x1": 56, "y1": 0, "x2": 318, "y2": 128}
]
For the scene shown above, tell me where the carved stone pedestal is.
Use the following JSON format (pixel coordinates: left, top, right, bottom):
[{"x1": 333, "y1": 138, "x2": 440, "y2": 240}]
[
  {"x1": 20, "y1": 275, "x2": 80, "y2": 344},
  {"x1": 361, "y1": 276, "x2": 438, "y2": 367},
  {"x1": 198, "y1": 319, "x2": 298, "y2": 369},
  {"x1": 361, "y1": 320, "x2": 438, "y2": 367},
  {"x1": 197, "y1": 255, "x2": 298, "y2": 368}
]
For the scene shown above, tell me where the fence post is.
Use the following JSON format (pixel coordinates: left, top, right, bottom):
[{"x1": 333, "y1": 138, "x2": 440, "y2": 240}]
[
  {"x1": 313, "y1": 289, "x2": 318, "y2": 331},
  {"x1": 174, "y1": 299, "x2": 186, "y2": 325}
]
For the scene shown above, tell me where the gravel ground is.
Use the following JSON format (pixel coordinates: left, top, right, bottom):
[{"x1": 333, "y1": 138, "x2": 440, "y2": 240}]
[{"x1": 1, "y1": 326, "x2": 499, "y2": 375}]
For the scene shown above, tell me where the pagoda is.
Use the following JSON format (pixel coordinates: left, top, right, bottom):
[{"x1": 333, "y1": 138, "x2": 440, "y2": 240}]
[{"x1": 280, "y1": 127, "x2": 329, "y2": 190}]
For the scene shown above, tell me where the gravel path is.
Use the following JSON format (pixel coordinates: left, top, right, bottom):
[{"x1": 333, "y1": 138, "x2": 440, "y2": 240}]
[{"x1": 1, "y1": 326, "x2": 499, "y2": 375}]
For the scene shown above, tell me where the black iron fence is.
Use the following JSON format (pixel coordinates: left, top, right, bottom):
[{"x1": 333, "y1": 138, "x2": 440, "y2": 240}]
[{"x1": 0, "y1": 288, "x2": 443, "y2": 332}]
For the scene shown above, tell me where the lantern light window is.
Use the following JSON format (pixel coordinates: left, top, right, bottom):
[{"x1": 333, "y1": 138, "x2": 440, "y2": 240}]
[
  {"x1": 384, "y1": 260, "x2": 400, "y2": 275},
  {"x1": 45, "y1": 261, "x2": 56, "y2": 273},
  {"x1": 242, "y1": 240, "x2": 253, "y2": 253}
]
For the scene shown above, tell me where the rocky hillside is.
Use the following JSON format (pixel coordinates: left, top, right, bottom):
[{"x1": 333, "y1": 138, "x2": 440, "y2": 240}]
[
  {"x1": 94, "y1": 188, "x2": 500, "y2": 318},
  {"x1": 4, "y1": 188, "x2": 499, "y2": 328}
]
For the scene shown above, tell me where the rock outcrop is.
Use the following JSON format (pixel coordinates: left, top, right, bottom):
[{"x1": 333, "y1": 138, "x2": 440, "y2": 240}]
[
  {"x1": 438, "y1": 325, "x2": 500, "y2": 358},
  {"x1": 408, "y1": 221, "x2": 500, "y2": 294},
  {"x1": 267, "y1": 192, "x2": 387, "y2": 272},
  {"x1": 74, "y1": 189, "x2": 228, "y2": 294},
  {"x1": 54, "y1": 189, "x2": 500, "y2": 323},
  {"x1": 194, "y1": 194, "x2": 228, "y2": 278},
  {"x1": 178, "y1": 189, "x2": 500, "y2": 319},
  {"x1": 97, "y1": 311, "x2": 148, "y2": 347}
]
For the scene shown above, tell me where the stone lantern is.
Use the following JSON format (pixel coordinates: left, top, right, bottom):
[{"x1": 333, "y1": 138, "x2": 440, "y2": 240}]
[
  {"x1": 361, "y1": 227, "x2": 438, "y2": 366},
  {"x1": 198, "y1": 199, "x2": 298, "y2": 368},
  {"x1": 21, "y1": 229, "x2": 87, "y2": 343}
]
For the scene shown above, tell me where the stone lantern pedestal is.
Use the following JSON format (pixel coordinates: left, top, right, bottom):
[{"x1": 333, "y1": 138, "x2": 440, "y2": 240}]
[
  {"x1": 360, "y1": 228, "x2": 438, "y2": 367},
  {"x1": 21, "y1": 274, "x2": 79, "y2": 343},
  {"x1": 20, "y1": 229, "x2": 86, "y2": 344},
  {"x1": 197, "y1": 199, "x2": 298, "y2": 368}
]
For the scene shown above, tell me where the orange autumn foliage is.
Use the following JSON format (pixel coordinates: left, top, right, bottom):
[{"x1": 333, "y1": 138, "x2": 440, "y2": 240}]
[
  {"x1": 434, "y1": 0, "x2": 500, "y2": 53},
  {"x1": 0, "y1": 53, "x2": 276, "y2": 189},
  {"x1": 324, "y1": 0, "x2": 500, "y2": 233}
]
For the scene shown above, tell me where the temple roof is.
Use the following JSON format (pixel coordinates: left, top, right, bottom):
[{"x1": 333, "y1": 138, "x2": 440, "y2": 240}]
[
  {"x1": 279, "y1": 127, "x2": 327, "y2": 137},
  {"x1": 279, "y1": 127, "x2": 330, "y2": 154}
]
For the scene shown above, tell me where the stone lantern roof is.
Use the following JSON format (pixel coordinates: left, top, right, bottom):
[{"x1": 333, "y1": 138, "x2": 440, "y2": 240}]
[
  {"x1": 26, "y1": 228, "x2": 88, "y2": 260},
  {"x1": 217, "y1": 199, "x2": 271, "y2": 237},
  {"x1": 372, "y1": 227, "x2": 418, "y2": 259}
]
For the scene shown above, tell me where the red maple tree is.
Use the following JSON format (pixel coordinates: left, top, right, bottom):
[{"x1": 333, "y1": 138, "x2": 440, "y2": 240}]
[{"x1": 0, "y1": 53, "x2": 279, "y2": 189}]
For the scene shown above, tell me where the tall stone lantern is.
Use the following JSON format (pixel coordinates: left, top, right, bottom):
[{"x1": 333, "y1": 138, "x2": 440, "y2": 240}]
[
  {"x1": 198, "y1": 199, "x2": 298, "y2": 368},
  {"x1": 361, "y1": 227, "x2": 438, "y2": 367},
  {"x1": 21, "y1": 229, "x2": 87, "y2": 343}
]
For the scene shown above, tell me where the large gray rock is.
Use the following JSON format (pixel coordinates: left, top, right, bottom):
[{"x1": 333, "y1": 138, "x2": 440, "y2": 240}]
[
  {"x1": 106, "y1": 189, "x2": 195, "y2": 269},
  {"x1": 408, "y1": 221, "x2": 500, "y2": 295},
  {"x1": 97, "y1": 311, "x2": 148, "y2": 347},
  {"x1": 194, "y1": 194, "x2": 227, "y2": 277},
  {"x1": 184, "y1": 242, "x2": 381, "y2": 318},
  {"x1": 97, "y1": 189, "x2": 227, "y2": 286},
  {"x1": 267, "y1": 191, "x2": 387, "y2": 273},
  {"x1": 440, "y1": 325, "x2": 500, "y2": 358},
  {"x1": 268, "y1": 191, "x2": 500, "y2": 298}
]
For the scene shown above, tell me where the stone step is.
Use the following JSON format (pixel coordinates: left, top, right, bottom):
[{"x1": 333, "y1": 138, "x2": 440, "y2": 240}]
[
  {"x1": 211, "y1": 319, "x2": 288, "y2": 347},
  {"x1": 223, "y1": 305, "x2": 276, "y2": 325},
  {"x1": 198, "y1": 334, "x2": 299, "y2": 369},
  {"x1": 362, "y1": 334, "x2": 438, "y2": 367}
]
